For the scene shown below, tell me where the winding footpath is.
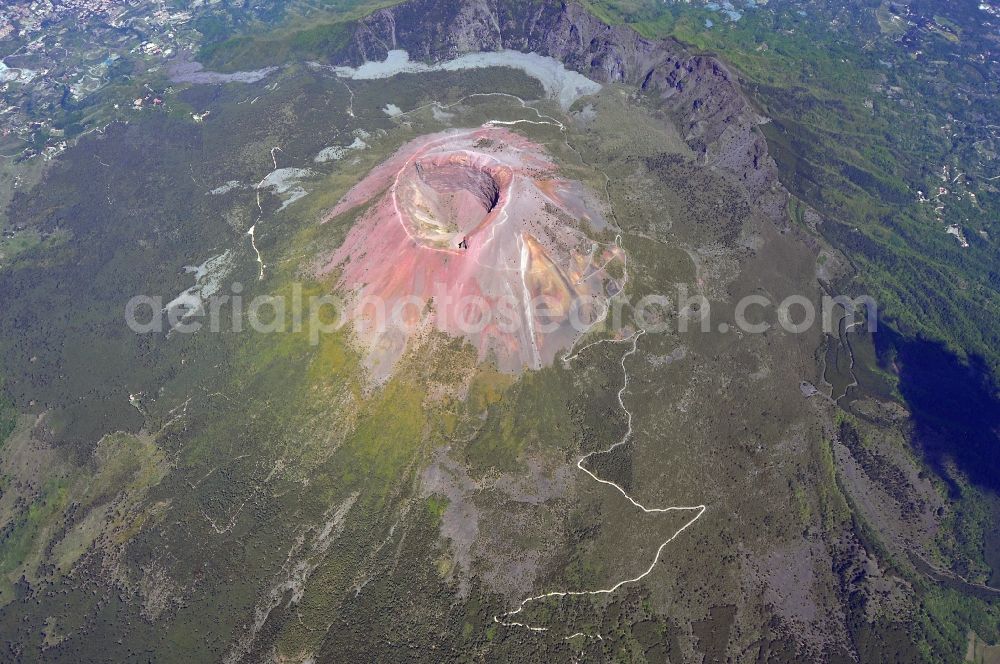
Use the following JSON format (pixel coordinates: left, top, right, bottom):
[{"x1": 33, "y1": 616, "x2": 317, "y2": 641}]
[
  {"x1": 494, "y1": 249, "x2": 705, "y2": 641},
  {"x1": 248, "y1": 146, "x2": 283, "y2": 281},
  {"x1": 494, "y1": 328, "x2": 706, "y2": 637}
]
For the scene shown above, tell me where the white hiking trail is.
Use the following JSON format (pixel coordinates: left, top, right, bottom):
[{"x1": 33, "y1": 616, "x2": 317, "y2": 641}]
[
  {"x1": 269, "y1": 146, "x2": 283, "y2": 169},
  {"x1": 247, "y1": 225, "x2": 264, "y2": 281},
  {"x1": 247, "y1": 145, "x2": 282, "y2": 281},
  {"x1": 393, "y1": 92, "x2": 566, "y2": 130},
  {"x1": 494, "y1": 329, "x2": 706, "y2": 636}
]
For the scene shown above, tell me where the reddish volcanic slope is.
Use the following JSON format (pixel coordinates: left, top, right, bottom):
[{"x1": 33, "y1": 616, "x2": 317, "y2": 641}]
[{"x1": 322, "y1": 127, "x2": 624, "y2": 379}]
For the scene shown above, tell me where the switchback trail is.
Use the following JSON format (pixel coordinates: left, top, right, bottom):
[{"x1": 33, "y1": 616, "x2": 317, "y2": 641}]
[{"x1": 495, "y1": 329, "x2": 706, "y2": 637}]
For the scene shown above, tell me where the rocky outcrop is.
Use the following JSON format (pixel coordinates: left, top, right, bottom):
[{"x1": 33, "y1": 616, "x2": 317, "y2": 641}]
[{"x1": 331, "y1": 0, "x2": 787, "y2": 225}]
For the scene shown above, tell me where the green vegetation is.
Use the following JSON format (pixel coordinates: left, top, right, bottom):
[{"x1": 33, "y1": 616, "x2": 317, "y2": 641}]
[
  {"x1": 0, "y1": 430, "x2": 167, "y2": 605},
  {"x1": 199, "y1": 0, "x2": 406, "y2": 70},
  {"x1": 0, "y1": 377, "x2": 14, "y2": 447},
  {"x1": 939, "y1": 484, "x2": 996, "y2": 585},
  {"x1": 817, "y1": 434, "x2": 851, "y2": 531},
  {"x1": 919, "y1": 587, "x2": 1000, "y2": 661},
  {"x1": 201, "y1": 20, "x2": 355, "y2": 70},
  {"x1": 0, "y1": 477, "x2": 67, "y2": 585},
  {"x1": 589, "y1": 0, "x2": 1000, "y2": 383}
]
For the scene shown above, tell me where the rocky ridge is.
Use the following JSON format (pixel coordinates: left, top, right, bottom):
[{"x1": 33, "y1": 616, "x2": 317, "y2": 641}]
[{"x1": 333, "y1": 0, "x2": 787, "y2": 226}]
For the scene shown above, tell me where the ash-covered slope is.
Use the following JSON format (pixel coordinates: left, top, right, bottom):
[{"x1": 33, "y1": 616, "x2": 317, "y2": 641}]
[
  {"x1": 321, "y1": 126, "x2": 624, "y2": 380},
  {"x1": 333, "y1": 0, "x2": 785, "y2": 224}
]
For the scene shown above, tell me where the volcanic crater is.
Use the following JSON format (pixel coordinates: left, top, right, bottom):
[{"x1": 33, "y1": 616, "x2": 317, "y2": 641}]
[
  {"x1": 323, "y1": 126, "x2": 624, "y2": 379},
  {"x1": 404, "y1": 154, "x2": 508, "y2": 248}
]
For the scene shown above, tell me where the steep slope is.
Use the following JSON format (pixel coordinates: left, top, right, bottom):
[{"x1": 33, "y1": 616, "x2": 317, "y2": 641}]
[{"x1": 336, "y1": 0, "x2": 786, "y2": 225}]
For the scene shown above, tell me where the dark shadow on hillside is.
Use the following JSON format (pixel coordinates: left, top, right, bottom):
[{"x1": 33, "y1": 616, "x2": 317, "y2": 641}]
[{"x1": 877, "y1": 328, "x2": 1000, "y2": 496}]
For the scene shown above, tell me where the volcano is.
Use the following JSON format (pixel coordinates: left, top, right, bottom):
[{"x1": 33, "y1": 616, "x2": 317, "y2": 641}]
[
  {"x1": 322, "y1": 126, "x2": 624, "y2": 379},
  {"x1": 403, "y1": 152, "x2": 506, "y2": 248}
]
